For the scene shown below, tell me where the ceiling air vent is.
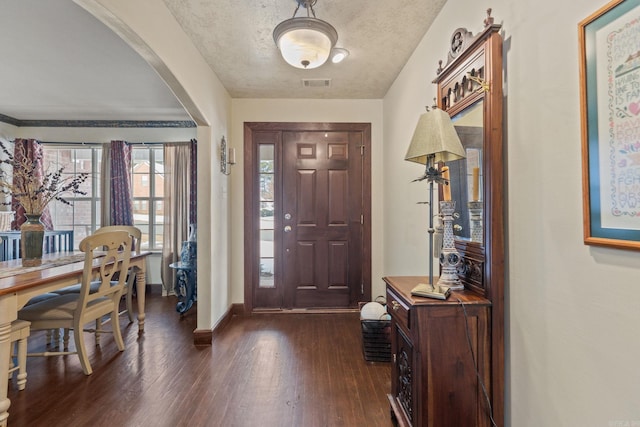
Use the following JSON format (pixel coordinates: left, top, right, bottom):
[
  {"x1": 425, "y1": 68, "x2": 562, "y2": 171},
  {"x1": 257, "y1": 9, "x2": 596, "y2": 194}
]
[{"x1": 301, "y1": 78, "x2": 331, "y2": 88}]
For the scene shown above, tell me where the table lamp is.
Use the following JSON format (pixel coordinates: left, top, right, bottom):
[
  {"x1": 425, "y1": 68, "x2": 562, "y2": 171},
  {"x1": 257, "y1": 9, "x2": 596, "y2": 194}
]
[{"x1": 405, "y1": 107, "x2": 466, "y2": 297}]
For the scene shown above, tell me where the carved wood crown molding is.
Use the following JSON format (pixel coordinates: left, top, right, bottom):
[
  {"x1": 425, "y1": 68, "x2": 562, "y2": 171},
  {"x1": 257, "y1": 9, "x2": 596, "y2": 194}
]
[
  {"x1": 439, "y1": 64, "x2": 487, "y2": 112},
  {"x1": 436, "y1": 8, "x2": 498, "y2": 75},
  {"x1": 433, "y1": 8, "x2": 502, "y2": 114}
]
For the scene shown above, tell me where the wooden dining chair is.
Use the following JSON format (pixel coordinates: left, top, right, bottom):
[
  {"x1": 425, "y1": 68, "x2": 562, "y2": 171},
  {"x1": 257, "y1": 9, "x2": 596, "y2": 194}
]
[
  {"x1": 22, "y1": 294, "x2": 62, "y2": 347},
  {"x1": 52, "y1": 225, "x2": 141, "y2": 323},
  {"x1": 17, "y1": 230, "x2": 132, "y2": 375},
  {"x1": 8, "y1": 320, "x2": 30, "y2": 391},
  {"x1": 93, "y1": 225, "x2": 142, "y2": 323}
]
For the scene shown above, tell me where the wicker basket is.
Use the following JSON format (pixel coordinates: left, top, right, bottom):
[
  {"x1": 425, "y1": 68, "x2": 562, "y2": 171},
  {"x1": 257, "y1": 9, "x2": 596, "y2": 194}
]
[{"x1": 361, "y1": 319, "x2": 391, "y2": 362}]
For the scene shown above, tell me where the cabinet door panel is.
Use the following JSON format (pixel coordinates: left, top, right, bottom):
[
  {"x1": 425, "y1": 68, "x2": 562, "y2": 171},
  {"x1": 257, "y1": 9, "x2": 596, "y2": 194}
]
[
  {"x1": 421, "y1": 306, "x2": 490, "y2": 427},
  {"x1": 391, "y1": 323, "x2": 414, "y2": 425}
]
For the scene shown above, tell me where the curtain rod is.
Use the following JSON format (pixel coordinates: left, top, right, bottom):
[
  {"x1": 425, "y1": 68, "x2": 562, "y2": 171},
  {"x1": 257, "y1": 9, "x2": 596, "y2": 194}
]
[{"x1": 38, "y1": 140, "x2": 195, "y2": 146}]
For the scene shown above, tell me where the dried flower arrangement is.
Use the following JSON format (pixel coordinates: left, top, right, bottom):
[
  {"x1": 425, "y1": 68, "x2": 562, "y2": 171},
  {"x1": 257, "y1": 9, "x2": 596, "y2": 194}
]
[{"x1": 0, "y1": 140, "x2": 89, "y2": 215}]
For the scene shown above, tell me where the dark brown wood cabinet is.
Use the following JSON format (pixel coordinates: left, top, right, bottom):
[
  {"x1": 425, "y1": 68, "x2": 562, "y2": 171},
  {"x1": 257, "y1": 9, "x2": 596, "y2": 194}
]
[
  {"x1": 385, "y1": 276, "x2": 492, "y2": 427},
  {"x1": 385, "y1": 11, "x2": 505, "y2": 426}
]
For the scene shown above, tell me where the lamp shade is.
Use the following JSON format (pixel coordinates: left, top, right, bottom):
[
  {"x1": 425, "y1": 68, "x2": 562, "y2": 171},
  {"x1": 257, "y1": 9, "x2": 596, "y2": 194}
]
[
  {"x1": 405, "y1": 108, "x2": 466, "y2": 165},
  {"x1": 274, "y1": 17, "x2": 338, "y2": 69}
]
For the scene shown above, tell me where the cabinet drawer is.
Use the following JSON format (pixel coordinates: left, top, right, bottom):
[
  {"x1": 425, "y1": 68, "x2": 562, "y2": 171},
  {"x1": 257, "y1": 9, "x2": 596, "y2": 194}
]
[{"x1": 386, "y1": 288, "x2": 410, "y2": 331}]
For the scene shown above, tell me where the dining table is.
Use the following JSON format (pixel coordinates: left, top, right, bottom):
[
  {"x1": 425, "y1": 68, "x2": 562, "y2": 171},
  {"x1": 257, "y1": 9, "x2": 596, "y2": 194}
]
[{"x1": 0, "y1": 250, "x2": 150, "y2": 427}]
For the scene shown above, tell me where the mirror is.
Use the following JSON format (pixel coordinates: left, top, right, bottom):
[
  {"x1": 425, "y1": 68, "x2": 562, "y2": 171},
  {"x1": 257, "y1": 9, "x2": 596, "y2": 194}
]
[
  {"x1": 432, "y1": 17, "x2": 503, "y2": 298},
  {"x1": 448, "y1": 100, "x2": 484, "y2": 242}
]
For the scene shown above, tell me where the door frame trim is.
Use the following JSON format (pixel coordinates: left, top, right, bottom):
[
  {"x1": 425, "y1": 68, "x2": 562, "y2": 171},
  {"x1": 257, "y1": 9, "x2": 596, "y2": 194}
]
[{"x1": 243, "y1": 122, "x2": 372, "y2": 313}]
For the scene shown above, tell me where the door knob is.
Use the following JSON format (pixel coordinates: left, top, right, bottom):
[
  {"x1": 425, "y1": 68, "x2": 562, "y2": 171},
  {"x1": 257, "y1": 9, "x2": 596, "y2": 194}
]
[
  {"x1": 284, "y1": 225, "x2": 292, "y2": 232},
  {"x1": 284, "y1": 213, "x2": 292, "y2": 220}
]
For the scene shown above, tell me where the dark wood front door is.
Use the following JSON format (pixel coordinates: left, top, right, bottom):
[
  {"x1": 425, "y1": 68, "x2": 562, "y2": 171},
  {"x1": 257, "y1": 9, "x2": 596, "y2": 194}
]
[{"x1": 244, "y1": 122, "x2": 371, "y2": 311}]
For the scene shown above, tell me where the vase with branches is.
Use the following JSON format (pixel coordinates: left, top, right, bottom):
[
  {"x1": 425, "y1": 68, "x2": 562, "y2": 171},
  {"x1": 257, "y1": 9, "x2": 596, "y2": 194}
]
[
  {"x1": 0, "y1": 140, "x2": 89, "y2": 215},
  {"x1": 0, "y1": 140, "x2": 89, "y2": 265}
]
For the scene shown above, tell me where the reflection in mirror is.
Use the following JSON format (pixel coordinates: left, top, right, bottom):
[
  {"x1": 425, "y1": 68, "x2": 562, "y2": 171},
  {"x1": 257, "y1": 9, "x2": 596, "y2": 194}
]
[{"x1": 447, "y1": 100, "x2": 484, "y2": 242}]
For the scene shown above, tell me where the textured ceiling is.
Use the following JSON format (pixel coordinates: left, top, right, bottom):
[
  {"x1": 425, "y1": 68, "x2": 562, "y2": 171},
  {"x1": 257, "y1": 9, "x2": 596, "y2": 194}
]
[
  {"x1": 162, "y1": 0, "x2": 447, "y2": 99},
  {"x1": 0, "y1": 0, "x2": 446, "y2": 122}
]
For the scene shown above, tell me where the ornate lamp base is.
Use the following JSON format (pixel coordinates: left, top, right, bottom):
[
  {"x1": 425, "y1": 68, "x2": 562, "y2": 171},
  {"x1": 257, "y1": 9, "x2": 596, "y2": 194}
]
[
  {"x1": 437, "y1": 200, "x2": 463, "y2": 290},
  {"x1": 468, "y1": 201, "x2": 483, "y2": 243}
]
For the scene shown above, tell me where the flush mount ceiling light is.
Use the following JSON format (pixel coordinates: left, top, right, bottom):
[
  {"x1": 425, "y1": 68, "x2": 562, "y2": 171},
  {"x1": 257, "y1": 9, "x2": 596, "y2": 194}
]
[
  {"x1": 273, "y1": 0, "x2": 344, "y2": 69},
  {"x1": 331, "y1": 47, "x2": 349, "y2": 63}
]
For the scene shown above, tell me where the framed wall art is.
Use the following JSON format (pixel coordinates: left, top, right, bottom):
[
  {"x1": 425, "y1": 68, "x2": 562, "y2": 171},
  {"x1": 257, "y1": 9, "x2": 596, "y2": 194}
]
[{"x1": 579, "y1": 0, "x2": 640, "y2": 250}]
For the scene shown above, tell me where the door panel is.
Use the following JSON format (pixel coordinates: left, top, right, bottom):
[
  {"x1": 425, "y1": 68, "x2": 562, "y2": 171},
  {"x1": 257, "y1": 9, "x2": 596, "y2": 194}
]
[
  {"x1": 244, "y1": 122, "x2": 371, "y2": 311},
  {"x1": 328, "y1": 241, "x2": 348, "y2": 288},
  {"x1": 283, "y1": 131, "x2": 357, "y2": 308},
  {"x1": 328, "y1": 169, "x2": 348, "y2": 225}
]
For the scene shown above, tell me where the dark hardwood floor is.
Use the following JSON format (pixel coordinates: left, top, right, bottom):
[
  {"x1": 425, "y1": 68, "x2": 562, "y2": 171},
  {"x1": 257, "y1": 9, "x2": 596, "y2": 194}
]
[{"x1": 7, "y1": 289, "x2": 392, "y2": 426}]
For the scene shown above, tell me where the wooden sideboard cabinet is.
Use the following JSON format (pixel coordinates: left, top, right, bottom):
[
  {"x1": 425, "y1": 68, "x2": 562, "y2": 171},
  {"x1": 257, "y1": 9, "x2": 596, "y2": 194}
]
[{"x1": 384, "y1": 276, "x2": 493, "y2": 427}]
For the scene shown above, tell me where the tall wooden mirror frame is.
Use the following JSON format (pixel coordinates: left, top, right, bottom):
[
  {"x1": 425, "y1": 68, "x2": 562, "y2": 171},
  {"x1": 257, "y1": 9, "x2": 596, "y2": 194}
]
[{"x1": 433, "y1": 12, "x2": 505, "y2": 425}]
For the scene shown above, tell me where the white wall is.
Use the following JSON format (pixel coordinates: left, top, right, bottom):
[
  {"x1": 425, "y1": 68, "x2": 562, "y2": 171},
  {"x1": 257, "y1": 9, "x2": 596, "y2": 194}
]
[
  {"x1": 230, "y1": 98, "x2": 385, "y2": 303},
  {"x1": 78, "y1": 0, "x2": 232, "y2": 332},
  {"x1": 384, "y1": 1, "x2": 640, "y2": 426}
]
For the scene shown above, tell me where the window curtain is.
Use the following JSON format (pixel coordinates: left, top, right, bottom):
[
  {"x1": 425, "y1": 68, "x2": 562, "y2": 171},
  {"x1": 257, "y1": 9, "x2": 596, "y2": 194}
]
[
  {"x1": 161, "y1": 142, "x2": 192, "y2": 294},
  {"x1": 100, "y1": 143, "x2": 112, "y2": 227},
  {"x1": 109, "y1": 141, "x2": 133, "y2": 226},
  {"x1": 11, "y1": 139, "x2": 54, "y2": 230}
]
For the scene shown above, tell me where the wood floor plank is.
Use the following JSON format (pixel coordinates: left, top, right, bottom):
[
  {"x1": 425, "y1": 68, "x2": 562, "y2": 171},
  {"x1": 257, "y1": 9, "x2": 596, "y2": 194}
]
[{"x1": 7, "y1": 290, "x2": 392, "y2": 427}]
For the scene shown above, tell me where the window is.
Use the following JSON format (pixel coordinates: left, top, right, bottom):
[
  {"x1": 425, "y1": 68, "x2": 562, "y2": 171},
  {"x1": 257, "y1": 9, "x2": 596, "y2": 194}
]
[
  {"x1": 43, "y1": 146, "x2": 101, "y2": 248},
  {"x1": 41, "y1": 144, "x2": 166, "y2": 251},
  {"x1": 258, "y1": 144, "x2": 275, "y2": 288},
  {"x1": 131, "y1": 146, "x2": 164, "y2": 250}
]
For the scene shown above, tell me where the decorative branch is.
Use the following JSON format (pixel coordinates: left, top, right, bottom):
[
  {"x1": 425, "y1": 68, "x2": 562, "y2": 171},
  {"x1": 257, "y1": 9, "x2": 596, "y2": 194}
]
[{"x1": 0, "y1": 140, "x2": 89, "y2": 215}]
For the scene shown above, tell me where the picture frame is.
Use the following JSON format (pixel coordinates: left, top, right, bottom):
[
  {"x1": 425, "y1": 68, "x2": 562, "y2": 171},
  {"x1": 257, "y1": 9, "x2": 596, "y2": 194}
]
[{"x1": 579, "y1": 0, "x2": 640, "y2": 251}]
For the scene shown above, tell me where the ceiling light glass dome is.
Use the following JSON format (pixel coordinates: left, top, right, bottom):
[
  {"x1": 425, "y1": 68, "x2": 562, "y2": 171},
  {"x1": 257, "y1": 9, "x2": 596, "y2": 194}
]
[{"x1": 273, "y1": 0, "x2": 339, "y2": 69}]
